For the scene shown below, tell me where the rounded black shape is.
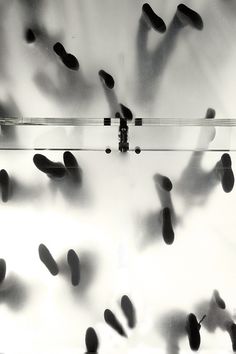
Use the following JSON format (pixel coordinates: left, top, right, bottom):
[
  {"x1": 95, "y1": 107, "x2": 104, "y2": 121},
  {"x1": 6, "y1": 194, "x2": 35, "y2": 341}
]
[
  {"x1": 99, "y1": 70, "x2": 115, "y2": 89},
  {"x1": 229, "y1": 323, "x2": 236, "y2": 352},
  {"x1": 25, "y1": 28, "x2": 36, "y2": 43},
  {"x1": 115, "y1": 112, "x2": 122, "y2": 118},
  {"x1": 53, "y1": 42, "x2": 66, "y2": 57},
  {"x1": 220, "y1": 153, "x2": 234, "y2": 193},
  {"x1": 63, "y1": 151, "x2": 82, "y2": 184},
  {"x1": 135, "y1": 147, "x2": 141, "y2": 154},
  {"x1": 67, "y1": 249, "x2": 80, "y2": 286},
  {"x1": 104, "y1": 309, "x2": 127, "y2": 337},
  {"x1": 186, "y1": 313, "x2": 201, "y2": 351},
  {"x1": 33, "y1": 154, "x2": 66, "y2": 179},
  {"x1": 62, "y1": 53, "x2": 79, "y2": 71},
  {"x1": 0, "y1": 259, "x2": 6, "y2": 284},
  {"x1": 162, "y1": 208, "x2": 174, "y2": 245},
  {"x1": 142, "y1": 3, "x2": 166, "y2": 33},
  {"x1": 105, "y1": 148, "x2": 112, "y2": 154},
  {"x1": 177, "y1": 4, "x2": 204, "y2": 30},
  {"x1": 155, "y1": 174, "x2": 173, "y2": 192},
  {"x1": 85, "y1": 327, "x2": 99, "y2": 352},
  {"x1": 0, "y1": 169, "x2": 10, "y2": 202},
  {"x1": 121, "y1": 295, "x2": 136, "y2": 329},
  {"x1": 221, "y1": 153, "x2": 232, "y2": 168},
  {"x1": 38, "y1": 244, "x2": 59, "y2": 276},
  {"x1": 63, "y1": 151, "x2": 78, "y2": 169},
  {"x1": 205, "y1": 108, "x2": 216, "y2": 119},
  {"x1": 120, "y1": 104, "x2": 133, "y2": 120}
]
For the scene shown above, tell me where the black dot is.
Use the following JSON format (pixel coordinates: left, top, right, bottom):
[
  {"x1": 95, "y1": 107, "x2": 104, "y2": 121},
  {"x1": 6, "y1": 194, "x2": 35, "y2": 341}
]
[
  {"x1": 105, "y1": 148, "x2": 111, "y2": 154},
  {"x1": 135, "y1": 147, "x2": 141, "y2": 154}
]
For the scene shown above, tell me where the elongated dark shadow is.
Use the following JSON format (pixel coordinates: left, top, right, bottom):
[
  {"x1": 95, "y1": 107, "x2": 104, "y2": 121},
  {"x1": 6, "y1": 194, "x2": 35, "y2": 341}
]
[
  {"x1": 0, "y1": 96, "x2": 21, "y2": 141},
  {"x1": 153, "y1": 174, "x2": 176, "y2": 222},
  {"x1": 33, "y1": 154, "x2": 66, "y2": 179},
  {"x1": 67, "y1": 249, "x2": 80, "y2": 286},
  {"x1": 142, "y1": 109, "x2": 220, "y2": 248},
  {"x1": 136, "y1": 4, "x2": 203, "y2": 104},
  {"x1": 58, "y1": 250, "x2": 96, "y2": 297},
  {"x1": 38, "y1": 244, "x2": 59, "y2": 276},
  {"x1": 0, "y1": 274, "x2": 28, "y2": 311},
  {"x1": 0, "y1": 259, "x2": 6, "y2": 284},
  {"x1": 34, "y1": 65, "x2": 93, "y2": 110},
  {"x1": 160, "y1": 310, "x2": 204, "y2": 354},
  {"x1": 195, "y1": 290, "x2": 236, "y2": 351},
  {"x1": 160, "y1": 310, "x2": 187, "y2": 354},
  {"x1": 155, "y1": 174, "x2": 173, "y2": 192},
  {"x1": 23, "y1": 1, "x2": 92, "y2": 110},
  {"x1": 0, "y1": 169, "x2": 10, "y2": 203},
  {"x1": 63, "y1": 151, "x2": 83, "y2": 185},
  {"x1": 99, "y1": 70, "x2": 115, "y2": 89},
  {"x1": 140, "y1": 173, "x2": 176, "y2": 247},
  {"x1": 121, "y1": 295, "x2": 136, "y2": 329},
  {"x1": 98, "y1": 70, "x2": 120, "y2": 117},
  {"x1": 25, "y1": 28, "x2": 36, "y2": 43},
  {"x1": 120, "y1": 104, "x2": 133, "y2": 120},
  {"x1": 85, "y1": 327, "x2": 99, "y2": 353},
  {"x1": 185, "y1": 313, "x2": 203, "y2": 351},
  {"x1": 21, "y1": 0, "x2": 58, "y2": 52},
  {"x1": 153, "y1": 173, "x2": 177, "y2": 244},
  {"x1": 162, "y1": 207, "x2": 175, "y2": 245},
  {"x1": 213, "y1": 289, "x2": 226, "y2": 309},
  {"x1": 53, "y1": 42, "x2": 79, "y2": 71},
  {"x1": 175, "y1": 108, "x2": 220, "y2": 208},
  {"x1": 215, "y1": 153, "x2": 234, "y2": 193},
  {"x1": 104, "y1": 309, "x2": 127, "y2": 337}
]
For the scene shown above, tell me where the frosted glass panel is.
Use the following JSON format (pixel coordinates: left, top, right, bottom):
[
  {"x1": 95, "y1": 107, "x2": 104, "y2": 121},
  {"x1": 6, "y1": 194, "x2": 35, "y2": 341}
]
[
  {"x1": 0, "y1": 122, "x2": 235, "y2": 353},
  {"x1": 0, "y1": 0, "x2": 235, "y2": 118}
]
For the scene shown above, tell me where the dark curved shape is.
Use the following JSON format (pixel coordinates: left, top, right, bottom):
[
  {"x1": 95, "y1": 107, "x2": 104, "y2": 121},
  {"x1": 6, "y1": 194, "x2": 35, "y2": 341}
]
[
  {"x1": 38, "y1": 244, "x2": 59, "y2": 276},
  {"x1": 155, "y1": 174, "x2": 173, "y2": 192},
  {"x1": 176, "y1": 4, "x2": 204, "y2": 30},
  {"x1": 99, "y1": 70, "x2": 115, "y2": 89},
  {"x1": 33, "y1": 154, "x2": 66, "y2": 179},
  {"x1": 120, "y1": 104, "x2": 133, "y2": 120},
  {"x1": 121, "y1": 295, "x2": 136, "y2": 329},
  {"x1": 67, "y1": 249, "x2": 80, "y2": 286},
  {"x1": 0, "y1": 259, "x2": 6, "y2": 284},
  {"x1": 142, "y1": 3, "x2": 166, "y2": 33},
  {"x1": 85, "y1": 327, "x2": 99, "y2": 352},
  {"x1": 53, "y1": 42, "x2": 79, "y2": 71},
  {"x1": 213, "y1": 290, "x2": 226, "y2": 309},
  {"x1": 63, "y1": 151, "x2": 82, "y2": 183},
  {"x1": 62, "y1": 53, "x2": 79, "y2": 71},
  {"x1": 162, "y1": 208, "x2": 174, "y2": 245},
  {"x1": 0, "y1": 169, "x2": 10, "y2": 203},
  {"x1": 25, "y1": 28, "x2": 36, "y2": 43},
  {"x1": 229, "y1": 323, "x2": 236, "y2": 352},
  {"x1": 220, "y1": 153, "x2": 234, "y2": 193},
  {"x1": 104, "y1": 309, "x2": 127, "y2": 337},
  {"x1": 53, "y1": 42, "x2": 66, "y2": 57},
  {"x1": 186, "y1": 313, "x2": 201, "y2": 351}
]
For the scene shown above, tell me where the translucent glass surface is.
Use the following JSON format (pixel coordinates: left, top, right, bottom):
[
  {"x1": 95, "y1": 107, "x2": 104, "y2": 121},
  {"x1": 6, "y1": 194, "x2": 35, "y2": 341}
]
[
  {"x1": 0, "y1": 123, "x2": 235, "y2": 354},
  {"x1": 0, "y1": 0, "x2": 235, "y2": 118}
]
